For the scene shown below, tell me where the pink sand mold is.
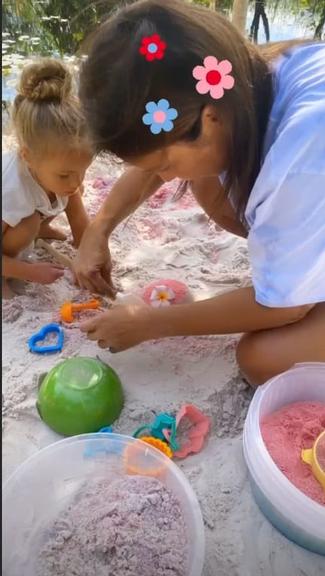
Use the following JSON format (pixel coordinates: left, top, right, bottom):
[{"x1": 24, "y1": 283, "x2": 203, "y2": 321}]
[
  {"x1": 133, "y1": 405, "x2": 210, "y2": 459},
  {"x1": 165, "y1": 404, "x2": 211, "y2": 459},
  {"x1": 142, "y1": 279, "x2": 193, "y2": 307},
  {"x1": 261, "y1": 401, "x2": 325, "y2": 505}
]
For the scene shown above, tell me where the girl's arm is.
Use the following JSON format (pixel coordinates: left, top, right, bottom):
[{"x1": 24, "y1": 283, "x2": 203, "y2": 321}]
[
  {"x1": 2, "y1": 221, "x2": 64, "y2": 284},
  {"x1": 2, "y1": 254, "x2": 64, "y2": 284},
  {"x1": 64, "y1": 189, "x2": 89, "y2": 248},
  {"x1": 3, "y1": 253, "x2": 36, "y2": 281}
]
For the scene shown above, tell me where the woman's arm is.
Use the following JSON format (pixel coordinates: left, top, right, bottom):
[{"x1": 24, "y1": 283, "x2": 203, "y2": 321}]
[
  {"x1": 80, "y1": 286, "x2": 313, "y2": 351},
  {"x1": 152, "y1": 287, "x2": 313, "y2": 337},
  {"x1": 191, "y1": 176, "x2": 248, "y2": 238},
  {"x1": 73, "y1": 167, "x2": 162, "y2": 294},
  {"x1": 65, "y1": 189, "x2": 89, "y2": 247},
  {"x1": 92, "y1": 167, "x2": 163, "y2": 236}
]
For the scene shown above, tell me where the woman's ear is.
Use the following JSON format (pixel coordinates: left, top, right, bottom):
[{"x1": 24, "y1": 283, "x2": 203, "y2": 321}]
[{"x1": 200, "y1": 105, "x2": 221, "y2": 140}]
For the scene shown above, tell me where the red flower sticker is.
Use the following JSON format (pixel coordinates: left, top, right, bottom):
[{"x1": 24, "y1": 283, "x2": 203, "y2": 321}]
[{"x1": 139, "y1": 34, "x2": 167, "y2": 61}]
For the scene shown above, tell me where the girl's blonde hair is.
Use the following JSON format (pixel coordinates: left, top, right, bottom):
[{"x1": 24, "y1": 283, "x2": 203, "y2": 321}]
[{"x1": 12, "y1": 58, "x2": 90, "y2": 154}]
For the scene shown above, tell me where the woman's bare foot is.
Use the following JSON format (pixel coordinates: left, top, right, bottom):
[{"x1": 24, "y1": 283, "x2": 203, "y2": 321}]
[{"x1": 38, "y1": 223, "x2": 67, "y2": 241}]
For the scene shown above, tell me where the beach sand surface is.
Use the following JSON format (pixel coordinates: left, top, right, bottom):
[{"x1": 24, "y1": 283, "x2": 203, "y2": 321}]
[{"x1": 2, "y1": 145, "x2": 325, "y2": 576}]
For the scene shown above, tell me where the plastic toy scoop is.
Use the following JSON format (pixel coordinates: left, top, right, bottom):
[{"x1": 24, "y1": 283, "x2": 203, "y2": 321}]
[
  {"x1": 301, "y1": 430, "x2": 325, "y2": 491},
  {"x1": 60, "y1": 299, "x2": 100, "y2": 323}
]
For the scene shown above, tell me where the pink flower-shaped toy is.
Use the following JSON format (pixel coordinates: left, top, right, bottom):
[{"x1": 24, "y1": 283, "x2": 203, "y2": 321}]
[
  {"x1": 193, "y1": 56, "x2": 235, "y2": 100},
  {"x1": 142, "y1": 279, "x2": 192, "y2": 307},
  {"x1": 165, "y1": 404, "x2": 211, "y2": 459}
]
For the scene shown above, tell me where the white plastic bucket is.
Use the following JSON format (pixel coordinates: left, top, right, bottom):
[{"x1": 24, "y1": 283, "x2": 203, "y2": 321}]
[
  {"x1": 243, "y1": 362, "x2": 325, "y2": 555},
  {"x1": 2, "y1": 433, "x2": 205, "y2": 575}
]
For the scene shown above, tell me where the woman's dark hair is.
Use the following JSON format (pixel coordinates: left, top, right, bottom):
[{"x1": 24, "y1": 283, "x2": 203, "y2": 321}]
[{"x1": 80, "y1": 0, "x2": 277, "y2": 219}]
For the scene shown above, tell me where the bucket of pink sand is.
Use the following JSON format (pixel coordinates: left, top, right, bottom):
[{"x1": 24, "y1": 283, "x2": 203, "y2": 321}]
[
  {"x1": 2, "y1": 433, "x2": 205, "y2": 576},
  {"x1": 243, "y1": 362, "x2": 325, "y2": 555}
]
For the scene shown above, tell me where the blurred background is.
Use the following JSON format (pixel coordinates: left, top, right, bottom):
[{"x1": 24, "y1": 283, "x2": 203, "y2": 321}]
[{"x1": 2, "y1": 0, "x2": 325, "y2": 109}]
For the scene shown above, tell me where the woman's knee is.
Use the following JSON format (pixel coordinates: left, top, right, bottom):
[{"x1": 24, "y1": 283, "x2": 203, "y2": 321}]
[
  {"x1": 236, "y1": 332, "x2": 274, "y2": 387},
  {"x1": 3, "y1": 212, "x2": 41, "y2": 257}
]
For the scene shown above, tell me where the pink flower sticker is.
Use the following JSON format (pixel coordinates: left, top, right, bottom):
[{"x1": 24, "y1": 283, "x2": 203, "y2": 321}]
[{"x1": 192, "y1": 56, "x2": 235, "y2": 100}]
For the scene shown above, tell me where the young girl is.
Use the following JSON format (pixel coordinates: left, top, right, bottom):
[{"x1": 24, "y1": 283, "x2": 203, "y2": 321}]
[
  {"x1": 74, "y1": 0, "x2": 325, "y2": 385},
  {"x1": 2, "y1": 58, "x2": 92, "y2": 296}
]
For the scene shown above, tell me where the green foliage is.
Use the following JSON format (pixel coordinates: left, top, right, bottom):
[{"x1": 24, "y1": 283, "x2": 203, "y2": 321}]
[
  {"x1": 2, "y1": 0, "x2": 132, "y2": 59},
  {"x1": 192, "y1": 0, "x2": 232, "y2": 9},
  {"x1": 2, "y1": 0, "x2": 324, "y2": 67}
]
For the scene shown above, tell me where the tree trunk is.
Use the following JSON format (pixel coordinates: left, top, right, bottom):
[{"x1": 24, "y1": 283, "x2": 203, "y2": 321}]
[
  {"x1": 249, "y1": 0, "x2": 270, "y2": 43},
  {"x1": 260, "y1": 5, "x2": 270, "y2": 41},
  {"x1": 232, "y1": 0, "x2": 249, "y2": 35},
  {"x1": 314, "y1": 5, "x2": 325, "y2": 39}
]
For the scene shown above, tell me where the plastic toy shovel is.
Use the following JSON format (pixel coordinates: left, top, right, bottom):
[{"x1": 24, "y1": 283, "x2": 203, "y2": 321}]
[{"x1": 301, "y1": 430, "x2": 325, "y2": 491}]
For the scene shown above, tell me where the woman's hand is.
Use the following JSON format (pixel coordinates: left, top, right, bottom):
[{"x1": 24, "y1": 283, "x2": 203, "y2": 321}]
[
  {"x1": 80, "y1": 304, "x2": 153, "y2": 352},
  {"x1": 73, "y1": 169, "x2": 163, "y2": 297},
  {"x1": 73, "y1": 222, "x2": 116, "y2": 297}
]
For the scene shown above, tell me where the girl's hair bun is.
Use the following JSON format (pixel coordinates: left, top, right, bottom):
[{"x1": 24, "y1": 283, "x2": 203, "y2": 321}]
[{"x1": 18, "y1": 58, "x2": 72, "y2": 102}]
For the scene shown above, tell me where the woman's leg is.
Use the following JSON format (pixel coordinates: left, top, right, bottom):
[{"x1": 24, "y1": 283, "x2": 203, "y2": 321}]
[
  {"x1": 236, "y1": 303, "x2": 325, "y2": 386},
  {"x1": 192, "y1": 178, "x2": 325, "y2": 383}
]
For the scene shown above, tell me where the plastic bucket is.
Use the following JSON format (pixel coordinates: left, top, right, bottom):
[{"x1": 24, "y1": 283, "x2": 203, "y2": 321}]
[
  {"x1": 243, "y1": 362, "x2": 325, "y2": 555},
  {"x1": 2, "y1": 434, "x2": 205, "y2": 575}
]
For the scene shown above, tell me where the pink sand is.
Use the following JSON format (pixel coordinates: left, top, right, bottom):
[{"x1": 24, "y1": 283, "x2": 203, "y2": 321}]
[
  {"x1": 142, "y1": 279, "x2": 192, "y2": 306},
  {"x1": 261, "y1": 402, "x2": 325, "y2": 505}
]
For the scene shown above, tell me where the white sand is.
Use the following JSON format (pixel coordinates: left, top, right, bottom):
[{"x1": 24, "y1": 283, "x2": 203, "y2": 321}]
[{"x1": 2, "y1": 148, "x2": 325, "y2": 576}]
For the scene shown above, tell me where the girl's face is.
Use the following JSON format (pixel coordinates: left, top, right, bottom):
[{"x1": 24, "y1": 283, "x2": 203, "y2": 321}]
[
  {"x1": 22, "y1": 146, "x2": 92, "y2": 197},
  {"x1": 129, "y1": 106, "x2": 228, "y2": 181}
]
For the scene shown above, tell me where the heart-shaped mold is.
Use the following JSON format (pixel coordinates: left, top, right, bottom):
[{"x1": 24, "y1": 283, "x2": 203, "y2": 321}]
[{"x1": 28, "y1": 323, "x2": 64, "y2": 354}]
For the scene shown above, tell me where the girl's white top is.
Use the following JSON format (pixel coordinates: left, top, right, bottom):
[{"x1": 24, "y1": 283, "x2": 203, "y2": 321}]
[
  {"x1": 245, "y1": 43, "x2": 325, "y2": 307},
  {"x1": 2, "y1": 151, "x2": 68, "y2": 227}
]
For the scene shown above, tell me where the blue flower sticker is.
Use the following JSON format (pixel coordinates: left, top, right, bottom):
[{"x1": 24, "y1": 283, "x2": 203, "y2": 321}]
[{"x1": 142, "y1": 99, "x2": 178, "y2": 135}]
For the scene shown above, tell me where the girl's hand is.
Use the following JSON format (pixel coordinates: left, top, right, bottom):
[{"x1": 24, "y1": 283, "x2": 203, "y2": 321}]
[
  {"x1": 27, "y1": 262, "x2": 64, "y2": 284},
  {"x1": 73, "y1": 223, "x2": 116, "y2": 297},
  {"x1": 80, "y1": 305, "x2": 153, "y2": 351}
]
